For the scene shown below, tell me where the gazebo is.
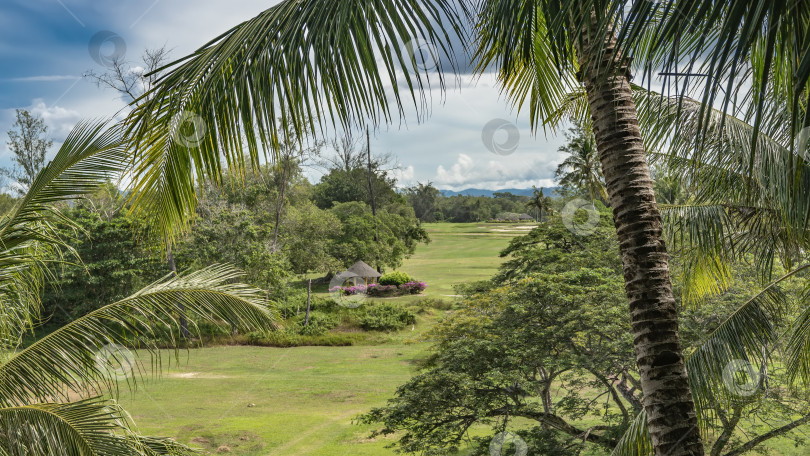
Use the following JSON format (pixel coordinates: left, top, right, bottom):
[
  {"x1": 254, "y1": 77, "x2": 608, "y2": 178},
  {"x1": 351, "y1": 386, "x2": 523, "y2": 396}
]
[{"x1": 346, "y1": 260, "x2": 381, "y2": 285}]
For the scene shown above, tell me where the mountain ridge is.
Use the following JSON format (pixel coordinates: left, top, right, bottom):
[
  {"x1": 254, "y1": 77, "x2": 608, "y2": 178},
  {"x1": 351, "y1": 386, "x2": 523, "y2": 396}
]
[{"x1": 438, "y1": 187, "x2": 560, "y2": 197}]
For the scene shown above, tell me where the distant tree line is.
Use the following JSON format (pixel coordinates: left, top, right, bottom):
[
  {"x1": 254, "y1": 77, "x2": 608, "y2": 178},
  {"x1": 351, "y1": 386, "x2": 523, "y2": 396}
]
[{"x1": 403, "y1": 183, "x2": 538, "y2": 223}]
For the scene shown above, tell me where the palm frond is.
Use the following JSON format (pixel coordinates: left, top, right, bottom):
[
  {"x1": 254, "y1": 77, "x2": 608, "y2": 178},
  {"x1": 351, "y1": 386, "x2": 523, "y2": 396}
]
[
  {"x1": 685, "y1": 282, "x2": 787, "y2": 419},
  {"x1": 474, "y1": 0, "x2": 580, "y2": 134},
  {"x1": 0, "y1": 120, "x2": 129, "y2": 355},
  {"x1": 782, "y1": 276, "x2": 810, "y2": 386},
  {"x1": 0, "y1": 397, "x2": 195, "y2": 456},
  {"x1": 614, "y1": 0, "x2": 810, "y2": 159},
  {"x1": 0, "y1": 264, "x2": 278, "y2": 407},
  {"x1": 556, "y1": 82, "x2": 810, "y2": 296},
  {"x1": 124, "y1": 0, "x2": 468, "y2": 242},
  {"x1": 610, "y1": 410, "x2": 652, "y2": 456}
]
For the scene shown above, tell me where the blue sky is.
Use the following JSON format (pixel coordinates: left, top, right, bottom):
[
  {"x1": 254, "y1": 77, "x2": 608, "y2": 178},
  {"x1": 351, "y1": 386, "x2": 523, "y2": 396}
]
[{"x1": 0, "y1": 0, "x2": 568, "y2": 190}]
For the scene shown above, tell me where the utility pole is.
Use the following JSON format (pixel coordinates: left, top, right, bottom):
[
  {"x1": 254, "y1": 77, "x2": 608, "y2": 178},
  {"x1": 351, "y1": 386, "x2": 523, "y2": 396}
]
[
  {"x1": 366, "y1": 127, "x2": 380, "y2": 272},
  {"x1": 304, "y1": 279, "x2": 312, "y2": 326}
]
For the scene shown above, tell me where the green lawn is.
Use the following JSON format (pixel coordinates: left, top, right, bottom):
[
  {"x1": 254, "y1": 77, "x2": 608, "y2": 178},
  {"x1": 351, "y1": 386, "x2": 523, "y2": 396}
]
[
  {"x1": 120, "y1": 344, "x2": 425, "y2": 456},
  {"x1": 119, "y1": 222, "x2": 524, "y2": 455},
  {"x1": 116, "y1": 222, "x2": 806, "y2": 455},
  {"x1": 396, "y1": 222, "x2": 534, "y2": 296}
]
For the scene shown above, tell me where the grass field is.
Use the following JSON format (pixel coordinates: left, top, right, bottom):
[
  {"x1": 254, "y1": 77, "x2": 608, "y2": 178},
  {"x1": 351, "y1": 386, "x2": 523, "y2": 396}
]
[
  {"x1": 118, "y1": 223, "x2": 528, "y2": 455},
  {"x1": 116, "y1": 222, "x2": 809, "y2": 455},
  {"x1": 393, "y1": 222, "x2": 533, "y2": 296}
]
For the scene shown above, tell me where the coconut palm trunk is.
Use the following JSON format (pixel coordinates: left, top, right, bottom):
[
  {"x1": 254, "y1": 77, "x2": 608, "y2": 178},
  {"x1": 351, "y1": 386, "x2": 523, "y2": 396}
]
[{"x1": 578, "y1": 23, "x2": 703, "y2": 456}]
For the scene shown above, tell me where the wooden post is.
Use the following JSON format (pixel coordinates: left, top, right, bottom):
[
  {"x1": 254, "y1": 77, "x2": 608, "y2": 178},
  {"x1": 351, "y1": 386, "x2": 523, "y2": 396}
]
[
  {"x1": 304, "y1": 279, "x2": 312, "y2": 326},
  {"x1": 366, "y1": 127, "x2": 381, "y2": 273},
  {"x1": 168, "y1": 247, "x2": 190, "y2": 339}
]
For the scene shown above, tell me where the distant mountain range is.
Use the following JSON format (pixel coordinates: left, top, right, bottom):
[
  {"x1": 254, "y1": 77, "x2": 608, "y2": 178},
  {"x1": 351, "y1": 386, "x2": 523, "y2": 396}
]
[{"x1": 439, "y1": 187, "x2": 560, "y2": 198}]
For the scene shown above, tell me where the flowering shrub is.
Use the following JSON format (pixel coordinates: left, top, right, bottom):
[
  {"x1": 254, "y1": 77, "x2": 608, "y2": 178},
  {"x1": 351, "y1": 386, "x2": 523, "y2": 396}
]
[
  {"x1": 329, "y1": 284, "x2": 367, "y2": 296},
  {"x1": 399, "y1": 281, "x2": 427, "y2": 294},
  {"x1": 367, "y1": 284, "x2": 398, "y2": 297},
  {"x1": 331, "y1": 281, "x2": 427, "y2": 298}
]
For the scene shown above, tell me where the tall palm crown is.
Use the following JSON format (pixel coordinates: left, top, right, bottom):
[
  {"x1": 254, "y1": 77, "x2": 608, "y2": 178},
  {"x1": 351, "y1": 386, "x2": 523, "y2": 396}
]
[
  {"x1": 124, "y1": 1, "x2": 809, "y2": 455},
  {"x1": 526, "y1": 185, "x2": 554, "y2": 220},
  {"x1": 554, "y1": 128, "x2": 607, "y2": 203}
]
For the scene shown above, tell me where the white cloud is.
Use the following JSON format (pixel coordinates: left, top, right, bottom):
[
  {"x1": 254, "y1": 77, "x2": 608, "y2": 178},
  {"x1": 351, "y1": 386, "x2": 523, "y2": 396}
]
[
  {"x1": 433, "y1": 153, "x2": 559, "y2": 190},
  {"x1": 25, "y1": 99, "x2": 82, "y2": 139},
  {"x1": 392, "y1": 165, "x2": 416, "y2": 187}
]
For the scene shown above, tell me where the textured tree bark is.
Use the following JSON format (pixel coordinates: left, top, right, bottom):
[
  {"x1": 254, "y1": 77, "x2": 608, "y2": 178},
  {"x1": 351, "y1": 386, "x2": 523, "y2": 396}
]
[{"x1": 578, "y1": 23, "x2": 704, "y2": 456}]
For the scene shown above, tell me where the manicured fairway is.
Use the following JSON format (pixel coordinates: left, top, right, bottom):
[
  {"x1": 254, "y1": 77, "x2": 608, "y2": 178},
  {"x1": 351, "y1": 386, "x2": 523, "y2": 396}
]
[
  {"x1": 118, "y1": 223, "x2": 524, "y2": 455},
  {"x1": 396, "y1": 222, "x2": 534, "y2": 296},
  {"x1": 120, "y1": 344, "x2": 425, "y2": 456}
]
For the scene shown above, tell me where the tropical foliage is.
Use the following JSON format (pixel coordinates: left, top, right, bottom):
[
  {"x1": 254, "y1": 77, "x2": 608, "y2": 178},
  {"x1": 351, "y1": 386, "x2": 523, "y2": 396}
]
[
  {"x1": 554, "y1": 125, "x2": 607, "y2": 203},
  {"x1": 117, "y1": 0, "x2": 808, "y2": 454},
  {"x1": 0, "y1": 121, "x2": 281, "y2": 454},
  {"x1": 365, "y1": 211, "x2": 810, "y2": 455}
]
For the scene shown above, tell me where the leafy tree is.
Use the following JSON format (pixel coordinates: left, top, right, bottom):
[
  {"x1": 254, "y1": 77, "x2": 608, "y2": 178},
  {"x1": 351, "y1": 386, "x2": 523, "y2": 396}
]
[
  {"x1": 497, "y1": 202, "x2": 619, "y2": 282},
  {"x1": 279, "y1": 201, "x2": 342, "y2": 274},
  {"x1": 329, "y1": 201, "x2": 428, "y2": 271},
  {"x1": 313, "y1": 166, "x2": 403, "y2": 210},
  {"x1": 42, "y1": 206, "x2": 164, "y2": 327},
  {"x1": 176, "y1": 203, "x2": 291, "y2": 290},
  {"x1": 404, "y1": 182, "x2": 441, "y2": 222},
  {"x1": 363, "y1": 267, "x2": 635, "y2": 454},
  {"x1": 432, "y1": 194, "x2": 530, "y2": 223},
  {"x1": 554, "y1": 125, "x2": 607, "y2": 203},
  {"x1": 4, "y1": 109, "x2": 52, "y2": 194},
  {"x1": 368, "y1": 214, "x2": 810, "y2": 455}
]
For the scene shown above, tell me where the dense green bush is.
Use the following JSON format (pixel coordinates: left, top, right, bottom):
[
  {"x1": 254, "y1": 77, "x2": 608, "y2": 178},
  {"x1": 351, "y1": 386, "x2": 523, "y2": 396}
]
[
  {"x1": 379, "y1": 271, "x2": 413, "y2": 286},
  {"x1": 244, "y1": 330, "x2": 362, "y2": 347},
  {"x1": 359, "y1": 303, "x2": 416, "y2": 331},
  {"x1": 290, "y1": 311, "x2": 339, "y2": 336},
  {"x1": 42, "y1": 207, "x2": 165, "y2": 327},
  {"x1": 407, "y1": 297, "x2": 454, "y2": 314}
]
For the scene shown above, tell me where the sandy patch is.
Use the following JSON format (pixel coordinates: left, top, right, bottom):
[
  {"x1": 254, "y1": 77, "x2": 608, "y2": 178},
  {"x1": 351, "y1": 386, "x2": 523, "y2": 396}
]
[
  {"x1": 167, "y1": 372, "x2": 230, "y2": 379},
  {"x1": 489, "y1": 225, "x2": 537, "y2": 232}
]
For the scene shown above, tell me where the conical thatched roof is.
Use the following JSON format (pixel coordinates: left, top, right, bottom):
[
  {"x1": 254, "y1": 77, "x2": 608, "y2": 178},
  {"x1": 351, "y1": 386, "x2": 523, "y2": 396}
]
[{"x1": 347, "y1": 260, "x2": 381, "y2": 278}]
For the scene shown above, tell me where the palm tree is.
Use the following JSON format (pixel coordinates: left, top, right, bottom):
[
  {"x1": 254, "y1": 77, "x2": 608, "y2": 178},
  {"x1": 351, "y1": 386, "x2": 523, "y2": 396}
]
[
  {"x1": 603, "y1": 84, "x2": 810, "y2": 455},
  {"x1": 0, "y1": 120, "x2": 279, "y2": 454},
  {"x1": 554, "y1": 126, "x2": 608, "y2": 204},
  {"x1": 123, "y1": 1, "x2": 806, "y2": 454},
  {"x1": 526, "y1": 185, "x2": 554, "y2": 221}
]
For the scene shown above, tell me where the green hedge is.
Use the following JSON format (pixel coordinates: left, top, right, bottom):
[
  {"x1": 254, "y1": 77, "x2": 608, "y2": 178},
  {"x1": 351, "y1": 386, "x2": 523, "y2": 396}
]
[{"x1": 379, "y1": 271, "x2": 413, "y2": 286}]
